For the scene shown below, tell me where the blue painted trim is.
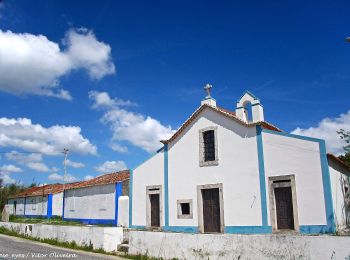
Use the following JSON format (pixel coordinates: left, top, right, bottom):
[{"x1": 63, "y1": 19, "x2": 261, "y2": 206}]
[
  {"x1": 156, "y1": 146, "x2": 165, "y2": 153},
  {"x1": 251, "y1": 103, "x2": 263, "y2": 107},
  {"x1": 163, "y1": 226, "x2": 198, "y2": 233},
  {"x1": 47, "y1": 194, "x2": 53, "y2": 219},
  {"x1": 256, "y1": 125, "x2": 268, "y2": 226},
  {"x1": 114, "y1": 182, "x2": 123, "y2": 226},
  {"x1": 130, "y1": 225, "x2": 146, "y2": 229},
  {"x1": 261, "y1": 128, "x2": 335, "y2": 234},
  {"x1": 225, "y1": 226, "x2": 272, "y2": 234},
  {"x1": 237, "y1": 90, "x2": 260, "y2": 102},
  {"x1": 129, "y1": 169, "x2": 133, "y2": 227},
  {"x1": 318, "y1": 140, "x2": 336, "y2": 233},
  {"x1": 236, "y1": 106, "x2": 244, "y2": 109},
  {"x1": 23, "y1": 197, "x2": 26, "y2": 216},
  {"x1": 62, "y1": 218, "x2": 116, "y2": 225},
  {"x1": 300, "y1": 225, "x2": 334, "y2": 234},
  {"x1": 262, "y1": 129, "x2": 323, "y2": 143},
  {"x1": 62, "y1": 189, "x2": 65, "y2": 219},
  {"x1": 164, "y1": 143, "x2": 169, "y2": 227}
]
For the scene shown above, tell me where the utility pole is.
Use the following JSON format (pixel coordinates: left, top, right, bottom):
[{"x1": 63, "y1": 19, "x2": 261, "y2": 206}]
[{"x1": 62, "y1": 148, "x2": 69, "y2": 190}]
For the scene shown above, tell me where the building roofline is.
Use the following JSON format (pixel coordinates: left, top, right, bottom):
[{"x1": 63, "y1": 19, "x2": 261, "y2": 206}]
[{"x1": 160, "y1": 104, "x2": 281, "y2": 144}]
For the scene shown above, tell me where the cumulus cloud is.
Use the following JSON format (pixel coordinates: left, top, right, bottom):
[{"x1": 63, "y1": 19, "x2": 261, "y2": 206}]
[
  {"x1": 0, "y1": 164, "x2": 22, "y2": 173},
  {"x1": 65, "y1": 159, "x2": 85, "y2": 168},
  {"x1": 95, "y1": 160, "x2": 127, "y2": 173},
  {"x1": 109, "y1": 143, "x2": 128, "y2": 153},
  {"x1": 84, "y1": 175, "x2": 94, "y2": 181},
  {"x1": 26, "y1": 162, "x2": 50, "y2": 172},
  {"x1": 48, "y1": 172, "x2": 77, "y2": 182},
  {"x1": 291, "y1": 110, "x2": 350, "y2": 155},
  {"x1": 0, "y1": 173, "x2": 16, "y2": 185},
  {"x1": 89, "y1": 91, "x2": 174, "y2": 153},
  {"x1": 0, "y1": 118, "x2": 97, "y2": 155},
  {"x1": 0, "y1": 28, "x2": 114, "y2": 99}
]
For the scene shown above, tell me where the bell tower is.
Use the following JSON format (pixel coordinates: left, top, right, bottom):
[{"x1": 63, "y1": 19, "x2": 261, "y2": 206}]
[{"x1": 236, "y1": 91, "x2": 264, "y2": 123}]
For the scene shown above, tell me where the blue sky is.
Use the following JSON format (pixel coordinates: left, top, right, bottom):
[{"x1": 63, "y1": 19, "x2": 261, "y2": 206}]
[{"x1": 0, "y1": 0, "x2": 349, "y2": 185}]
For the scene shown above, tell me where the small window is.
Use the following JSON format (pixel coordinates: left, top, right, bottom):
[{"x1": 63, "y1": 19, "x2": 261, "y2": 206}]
[
  {"x1": 180, "y1": 203, "x2": 190, "y2": 215},
  {"x1": 199, "y1": 126, "x2": 218, "y2": 167},
  {"x1": 203, "y1": 130, "x2": 215, "y2": 161},
  {"x1": 31, "y1": 199, "x2": 36, "y2": 210},
  {"x1": 177, "y1": 199, "x2": 193, "y2": 219}
]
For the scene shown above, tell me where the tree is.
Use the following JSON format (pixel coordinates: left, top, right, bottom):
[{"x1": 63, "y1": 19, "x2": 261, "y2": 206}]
[{"x1": 337, "y1": 129, "x2": 350, "y2": 167}]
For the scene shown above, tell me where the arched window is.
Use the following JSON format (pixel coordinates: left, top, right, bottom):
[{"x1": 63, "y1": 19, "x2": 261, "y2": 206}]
[{"x1": 243, "y1": 101, "x2": 252, "y2": 122}]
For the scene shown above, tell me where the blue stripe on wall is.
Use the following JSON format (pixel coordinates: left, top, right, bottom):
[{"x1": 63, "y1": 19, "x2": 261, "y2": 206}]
[
  {"x1": 164, "y1": 143, "x2": 169, "y2": 227},
  {"x1": 129, "y1": 169, "x2": 133, "y2": 227},
  {"x1": 47, "y1": 194, "x2": 53, "y2": 219},
  {"x1": 256, "y1": 125, "x2": 268, "y2": 227},
  {"x1": 62, "y1": 218, "x2": 116, "y2": 225},
  {"x1": 318, "y1": 140, "x2": 336, "y2": 233},
  {"x1": 62, "y1": 190, "x2": 65, "y2": 218},
  {"x1": 114, "y1": 182, "x2": 123, "y2": 226},
  {"x1": 225, "y1": 226, "x2": 272, "y2": 234},
  {"x1": 23, "y1": 197, "x2": 26, "y2": 216},
  {"x1": 163, "y1": 226, "x2": 199, "y2": 233}
]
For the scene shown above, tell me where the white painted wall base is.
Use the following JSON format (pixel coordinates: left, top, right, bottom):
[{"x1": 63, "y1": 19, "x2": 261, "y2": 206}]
[
  {"x1": 129, "y1": 230, "x2": 350, "y2": 260},
  {"x1": 0, "y1": 222, "x2": 124, "y2": 252}
]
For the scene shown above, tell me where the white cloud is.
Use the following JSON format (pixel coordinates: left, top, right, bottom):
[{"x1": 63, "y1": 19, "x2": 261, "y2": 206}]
[
  {"x1": 0, "y1": 118, "x2": 97, "y2": 155},
  {"x1": 84, "y1": 175, "x2": 94, "y2": 181},
  {"x1": 65, "y1": 159, "x2": 85, "y2": 168},
  {"x1": 291, "y1": 110, "x2": 350, "y2": 155},
  {"x1": 27, "y1": 162, "x2": 50, "y2": 173},
  {"x1": 0, "y1": 164, "x2": 22, "y2": 173},
  {"x1": 0, "y1": 28, "x2": 114, "y2": 99},
  {"x1": 89, "y1": 91, "x2": 174, "y2": 153},
  {"x1": 109, "y1": 143, "x2": 128, "y2": 153},
  {"x1": 95, "y1": 160, "x2": 127, "y2": 173},
  {"x1": 5, "y1": 151, "x2": 42, "y2": 164},
  {"x1": 48, "y1": 172, "x2": 77, "y2": 182},
  {"x1": 0, "y1": 173, "x2": 16, "y2": 185}
]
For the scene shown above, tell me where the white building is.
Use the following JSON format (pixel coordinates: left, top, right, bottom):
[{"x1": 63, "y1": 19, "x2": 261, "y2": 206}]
[
  {"x1": 7, "y1": 184, "x2": 65, "y2": 218},
  {"x1": 130, "y1": 87, "x2": 350, "y2": 234},
  {"x1": 63, "y1": 171, "x2": 129, "y2": 225}
]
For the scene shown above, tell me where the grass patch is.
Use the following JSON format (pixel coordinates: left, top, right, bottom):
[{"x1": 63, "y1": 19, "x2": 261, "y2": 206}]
[{"x1": 9, "y1": 215, "x2": 86, "y2": 226}]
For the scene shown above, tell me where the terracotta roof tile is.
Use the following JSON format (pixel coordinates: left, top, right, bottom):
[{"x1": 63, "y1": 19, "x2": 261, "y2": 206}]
[
  {"x1": 64, "y1": 170, "x2": 129, "y2": 190},
  {"x1": 10, "y1": 171, "x2": 129, "y2": 198},
  {"x1": 327, "y1": 153, "x2": 350, "y2": 172}
]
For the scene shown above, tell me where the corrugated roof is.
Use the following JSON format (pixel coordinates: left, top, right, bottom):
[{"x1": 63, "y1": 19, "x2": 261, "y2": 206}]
[{"x1": 161, "y1": 104, "x2": 282, "y2": 144}]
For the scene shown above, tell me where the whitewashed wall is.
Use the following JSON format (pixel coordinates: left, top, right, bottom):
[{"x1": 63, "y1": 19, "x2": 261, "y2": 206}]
[
  {"x1": 52, "y1": 192, "x2": 63, "y2": 217},
  {"x1": 118, "y1": 196, "x2": 129, "y2": 227},
  {"x1": 129, "y1": 230, "x2": 350, "y2": 260},
  {"x1": 7, "y1": 198, "x2": 25, "y2": 216},
  {"x1": 64, "y1": 184, "x2": 116, "y2": 220},
  {"x1": 25, "y1": 195, "x2": 48, "y2": 216},
  {"x1": 132, "y1": 151, "x2": 164, "y2": 227},
  {"x1": 168, "y1": 108, "x2": 262, "y2": 227},
  {"x1": 6, "y1": 199, "x2": 15, "y2": 215},
  {"x1": 328, "y1": 162, "x2": 350, "y2": 230},
  {"x1": 262, "y1": 132, "x2": 326, "y2": 226}
]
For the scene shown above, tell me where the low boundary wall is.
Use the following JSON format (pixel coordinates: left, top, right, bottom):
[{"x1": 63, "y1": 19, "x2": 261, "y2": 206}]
[
  {"x1": 129, "y1": 230, "x2": 350, "y2": 260},
  {"x1": 0, "y1": 222, "x2": 123, "y2": 252}
]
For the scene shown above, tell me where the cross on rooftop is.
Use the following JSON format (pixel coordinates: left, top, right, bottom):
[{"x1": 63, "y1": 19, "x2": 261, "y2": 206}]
[{"x1": 204, "y1": 83, "x2": 212, "y2": 98}]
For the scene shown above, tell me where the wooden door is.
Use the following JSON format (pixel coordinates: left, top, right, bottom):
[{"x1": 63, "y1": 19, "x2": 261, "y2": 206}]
[
  {"x1": 275, "y1": 187, "x2": 294, "y2": 230},
  {"x1": 150, "y1": 194, "x2": 160, "y2": 227},
  {"x1": 202, "y1": 188, "x2": 221, "y2": 233}
]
